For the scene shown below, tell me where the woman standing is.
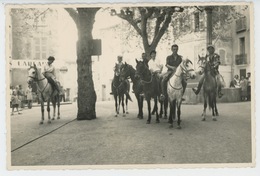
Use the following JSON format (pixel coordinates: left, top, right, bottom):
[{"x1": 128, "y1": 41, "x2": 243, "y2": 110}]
[{"x1": 26, "y1": 85, "x2": 33, "y2": 109}]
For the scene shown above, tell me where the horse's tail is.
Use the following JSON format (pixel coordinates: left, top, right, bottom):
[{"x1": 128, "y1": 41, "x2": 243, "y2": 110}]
[
  {"x1": 208, "y1": 92, "x2": 214, "y2": 110},
  {"x1": 125, "y1": 92, "x2": 132, "y2": 102}
]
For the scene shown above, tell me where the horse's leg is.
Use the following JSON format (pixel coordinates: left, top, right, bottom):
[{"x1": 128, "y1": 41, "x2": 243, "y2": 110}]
[
  {"x1": 146, "y1": 98, "x2": 151, "y2": 124},
  {"x1": 52, "y1": 99, "x2": 56, "y2": 121},
  {"x1": 159, "y1": 99, "x2": 163, "y2": 118},
  {"x1": 140, "y1": 96, "x2": 144, "y2": 119},
  {"x1": 125, "y1": 93, "x2": 129, "y2": 114},
  {"x1": 114, "y1": 95, "x2": 118, "y2": 117},
  {"x1": 202, "y1": 94, "x2": 207, "y2": 121},
  {"x1": 57, "y1": 95, "x2": 60, "y2": 119},
  {"x1": 154, "y1": 97, "x2": 160, "y2": 123},
  {"x1": 40, "y1": 101, "x2": 44, "y2": 125},
  {"x1": 122, "y1": 95, "x2": 126, "y2": 117},
  {"x1": 164, "y1": 97, "x2": 168, "y2": 119},
  {"x1": 168, "y1": 100, "x2": 174, "y2": 128},
  {"x1": 177, "y1": 100, "x2": 182, "y2": 129},
  {"x1": 215, "y1": 97, "x2": 219, "y2": 116},
  {"x1": 212, "y1": 94, "x2": 217, "y2": 121},
  {"x1": 47, "y1": 100, "x2": 51, "y2": 124}
]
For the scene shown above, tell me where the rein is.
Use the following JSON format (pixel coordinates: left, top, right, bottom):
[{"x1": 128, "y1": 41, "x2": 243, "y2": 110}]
[{"x1": 168, "y1": 62, "x2": 194, "y2": 90}]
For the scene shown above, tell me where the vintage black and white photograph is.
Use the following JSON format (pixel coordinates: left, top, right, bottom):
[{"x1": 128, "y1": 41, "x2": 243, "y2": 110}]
[{"x1": 5, "y1": 2, "x2": 254, "y2": 169}]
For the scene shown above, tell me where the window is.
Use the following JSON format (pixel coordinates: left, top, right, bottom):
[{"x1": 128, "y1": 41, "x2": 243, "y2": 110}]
[
  {"x1": 194, "y1": 12, "x2": 199, "y2": 32},
  {"x1": 34, "y1": 37, "x2": 48, "y2": 60},
  {"x1": 239, "y1": 37, "x2": 245, "y2": 54}
]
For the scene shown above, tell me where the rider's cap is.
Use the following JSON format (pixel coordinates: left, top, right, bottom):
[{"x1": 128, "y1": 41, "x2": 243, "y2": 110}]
[
  {"x1": 207, "y1": 45, "x2": 215, "y2": 50},
  {"x1": 47, "y1": 56, "x2": 55, "y2": 61}
]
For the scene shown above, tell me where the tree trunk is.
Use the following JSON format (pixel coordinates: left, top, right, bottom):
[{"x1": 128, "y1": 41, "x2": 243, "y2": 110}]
[{"x1": 76, "y1": 8, "x2": 98, "y2": 120}]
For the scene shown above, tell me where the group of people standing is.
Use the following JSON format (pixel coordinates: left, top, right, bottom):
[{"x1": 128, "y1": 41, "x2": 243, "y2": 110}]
[
  {"x1": 10, "y1": 84, "x2": 33, "y2": 115},
  {"x1": 111, "y1": 44, "x2": 224, "y2": 100},
  {"x1": 230, "y1": 72, "x2": 251, "y2": 101}
]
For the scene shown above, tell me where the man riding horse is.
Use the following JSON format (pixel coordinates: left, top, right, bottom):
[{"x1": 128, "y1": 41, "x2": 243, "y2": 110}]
[
  {"x1": 192, "y1": 45, "x2": 224, "y2": 98},
  {"x1": 42, "y1": 56, "x2": 62, "y2": 95},
  {"x1": 160, "y1": 44, "x2": 187, "y2": 101}
]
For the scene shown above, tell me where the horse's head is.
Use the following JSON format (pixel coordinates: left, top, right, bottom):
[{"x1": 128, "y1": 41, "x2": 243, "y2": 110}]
[
  {"x1": 180, "y1": 58, "x2": 196, "y2": 79},
  {"x1": 119, "y1": 62, "x2": 129, "y2": 81},
  {"x1": 135, "y1": 59, "x2": 147, "y2": 79},
  {"x1": 197, "y1": 55, "x2": 207, "y2": 75},
  {"x1": 27, "y1": 64, "x2": 38, "y2": 85}
]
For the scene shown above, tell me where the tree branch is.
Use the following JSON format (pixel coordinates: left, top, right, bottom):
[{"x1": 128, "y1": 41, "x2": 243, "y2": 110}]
[
  {"x1": 117, "y1": 12, "x2": 142, "y2": 36},
  {"x1": 65, "y1": 8, "x2": 79, "y2": 26},
  {"x1": 151, "y1": 11, "x2": 173, "y2": 49},
  {"x1": 154, "y1": 10, "x2": 166, "y2": 37}
]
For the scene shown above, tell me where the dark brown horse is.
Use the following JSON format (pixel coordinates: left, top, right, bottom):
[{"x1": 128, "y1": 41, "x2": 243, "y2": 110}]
[
  {"x1": 135, "y1": 59, "x2": 161, "y2": 124},
  {"x1": 119, "y1": 62, "x2": 144, "y2": 119},
  {"x1": 111, "y1": 63, "x2": 131, "y2": 117},
  {"x1": 27, "y1": 64, "x2": 60, "y2": 124},
  {"x1": 197, "y1": 55, "x2": 219, "y2": 121}
]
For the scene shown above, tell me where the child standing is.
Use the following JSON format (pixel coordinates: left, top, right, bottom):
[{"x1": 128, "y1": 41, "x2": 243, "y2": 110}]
[{"x1": 11, "y1": 89, "x2": 21, "y2": 115}]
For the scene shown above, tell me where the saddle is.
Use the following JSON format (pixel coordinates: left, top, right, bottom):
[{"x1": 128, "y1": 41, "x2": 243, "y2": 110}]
[{"x1": 46, "y1": 77, "x2": 60, "y2": 93}]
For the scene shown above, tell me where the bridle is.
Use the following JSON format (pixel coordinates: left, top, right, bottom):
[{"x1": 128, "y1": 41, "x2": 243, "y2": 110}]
[
  {"x1": 136, "y1": 62, "x2": 153, "y2": 84},
  {"x1": 169, "y1": 61, "x2": 195, "y2": 90},
  {"x1": 28, "y1": 67, "x2": 48, "y2": 94}
]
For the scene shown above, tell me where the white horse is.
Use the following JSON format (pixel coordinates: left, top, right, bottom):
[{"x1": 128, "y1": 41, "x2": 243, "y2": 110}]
[
  {"x1": 167, "y1": 59, "x2": 196, "y2": 129},
  {"x1": 27, "y1": 64, "x2": 60, "y2": 124}
]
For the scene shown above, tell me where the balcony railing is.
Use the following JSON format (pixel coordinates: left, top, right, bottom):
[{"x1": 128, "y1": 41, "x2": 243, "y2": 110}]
[
  {"x1": 235, "y1": 54, "x2": 247, "y2": 65},
  {"x1": 236, "y1": 17, "x2": 246, "y2": 33}
]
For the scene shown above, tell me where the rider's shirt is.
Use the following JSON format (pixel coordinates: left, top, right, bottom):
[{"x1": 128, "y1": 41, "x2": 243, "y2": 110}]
[
  {"x1": 148, "y1": 58, "x2": 163, "y2": 73},
  {"x1": 166, "y1": 54, "x2": 182, "y2": 72},
  {"x1": 206, "y1": 53, "x2": 220, "y2": 68},
  {"x1": 43, "y1": 64, "x2": 56, "y2": 79}
]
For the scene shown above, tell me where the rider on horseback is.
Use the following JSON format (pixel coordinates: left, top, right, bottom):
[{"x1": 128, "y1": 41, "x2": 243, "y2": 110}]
[
  {"x1": 192, "y1": 45, "x2": 224, "y2": 98},
  {"x1": 148, "y1": 50, "x2": 163, "y2": 91},
  {"x1": 160, "y1": 44, "x2": 187, "y2": 101},
  {"x1": 42, "y1": 56, "x2": 62, "y2": 95},
  {"x1": 110, "y1": 55, "x2": 124, "y2": 95}
]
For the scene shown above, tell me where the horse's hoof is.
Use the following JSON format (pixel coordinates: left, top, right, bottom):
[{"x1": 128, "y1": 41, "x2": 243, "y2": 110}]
[
  {"x1": 123, "y1": 114, "x2": 126, "y2": 117},
  {"x1": 52, "y1": 118, "x2": 55, "y2": 120},
  {"x1": 48, "y1": 120, "x2": 51, "y2": 124},
  {"x1": 202, "y1": 118, "x2": 206, "y2": 121},
  {"x1": 115, "y1": 114, "x2": 118, "y2": 117},
  {"x1": 169, "y1": 124, "x2": 173, "y2": 128},
  {"x1": 39, "y1": 121, "x2": 43, "y2": 125},
  {"x1": 177, "y1": 126, "x2": 182, "y2": 129},
  {"x1": 57, "y1": 117, "x2": 60, "y2": 119},
  {"x1": 146, "y1": 121, "x2": 150, "y2": 124},
  {"x1": 213, "y1": 118, "x2": 217, "y2": 121},
  {"x1": 126, "y1": 112, "x2": 129, "y2": 114}
]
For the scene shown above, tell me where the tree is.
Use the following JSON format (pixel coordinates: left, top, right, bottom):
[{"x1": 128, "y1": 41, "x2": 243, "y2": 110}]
[
  {"x1": 65, "y1": 8, "x2": 100, "y2": 120},
  {"x1": 112, "y1": 7, "x2": 184, "y2": 59}
]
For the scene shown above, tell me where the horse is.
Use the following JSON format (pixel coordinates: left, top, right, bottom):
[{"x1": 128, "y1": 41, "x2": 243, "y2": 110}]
[
  {"x1": 167, "y1": 59, "x2": 196, "y2": 129},
  {"x1": 111, "y1": 63, "x2": 132, "y2": 117},
  {"x1": 135, "y1": 59, "x2": 162, "y2": 124},
  {"x1": 197, "y1": 55, "x2": 219, "y2": 121},
  {"x1": 27, "y1": 64, "x2": 60, "y2": 124},
  {"x1": 119, "y1": 62, "x2": 145, "y2": 119}
]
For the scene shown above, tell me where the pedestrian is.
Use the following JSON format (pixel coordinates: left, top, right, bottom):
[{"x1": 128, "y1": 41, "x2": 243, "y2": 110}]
[
  {"x1": 11, "y1": 89, "x2": 21, "y2": 115},
  {"x1": 240, "y1": 76, "x2": 248, "y2": 101},
  {"x1": 60, "y1": 86, "x2": 66, "y2": 102},
  {"x1": 160, "y1": 44, "x2": 186, "y2": 101},
  {"x1": 18, "y1": 85, "x2": 25, "y2": 109},
  {"x1": 230, "y1": 75, "x2": 240, "y2": 88},
  {"x1": 246, "y1": 72, "x2": 251, "y2": 101},
  {"x1": 192, "y1": 45, "x2": 224, "y2": 98},
  {"x1": 141, "y1": 52, "x2": 149, "y2": 67},
  {"x1": 26, "y1": 84, "x2": 33, "y2": 109}
]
